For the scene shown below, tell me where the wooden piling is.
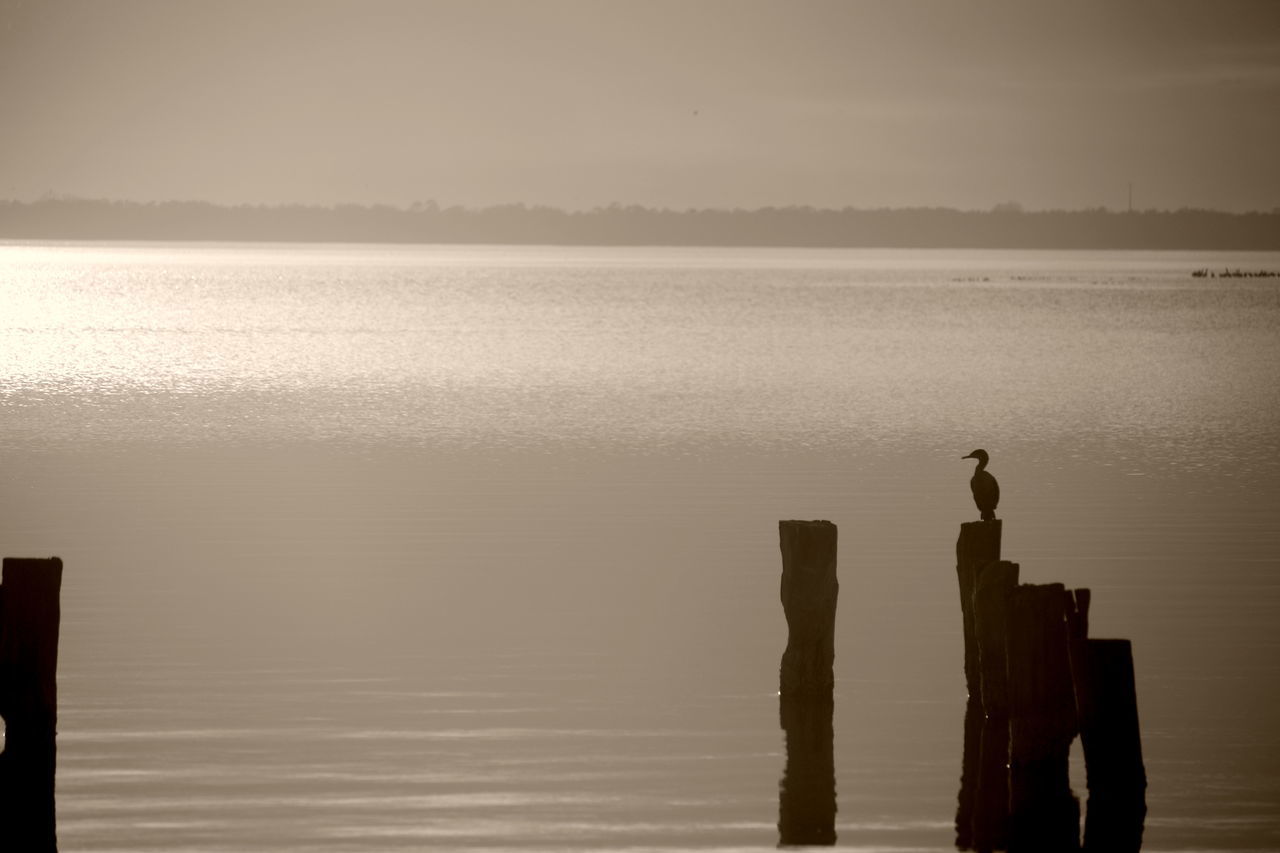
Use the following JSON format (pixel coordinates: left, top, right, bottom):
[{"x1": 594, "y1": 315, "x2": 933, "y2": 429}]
[
  {"x1": 968, "y1": 560, "x2": 1021, "y2": 851},
  {"x1": 1007, "y1": 584, "x2": 1077, "y2": 747},
  {"x1": 956, "y1": 520, "x2": 1001, "y2": 700},
  {"x1": 1006, "y1": 582, "x2": 1079, "y2": 851},
  {"x1": 1072, "y1": 639, "x2": 1146, "y2": 852},
  {"x1": 972, "y1": 560, "x2": 1019, "y2": 718},
  {"x1": 955, "y1": 523, "x2": 1008, "y2": 851},
  {"x1": 0, "y1": 556, "x2": 63, "y2": 852},
  {"x1": 778, "y1": 521, "x2": 838, "y2": 700}
]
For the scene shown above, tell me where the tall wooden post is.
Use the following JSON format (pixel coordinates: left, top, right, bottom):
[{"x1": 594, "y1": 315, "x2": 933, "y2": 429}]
[
  {"x1": 955, "y1": 522, "x2": 1004, "y2": 851},
  {"x1": 778, "y1": 521, "x2": 838, "y2": 700},
  {"x1": 777, "y1": 521, "x2": 838, "y2": 847},
  {"x1": 0, "y1": 556, "x2": 63, "y2": 852},
  {"x1": 970, "y1": 560, "x2": 1021, "y2": 850},
  {"x1": 956, "y1": 520, "x2": 1001, "y2": 700}
]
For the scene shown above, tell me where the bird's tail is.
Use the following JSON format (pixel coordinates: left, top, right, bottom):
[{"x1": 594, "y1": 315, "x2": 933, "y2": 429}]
[{"x1": 981, "y1": 510, "x2": 995, "y2": 521}]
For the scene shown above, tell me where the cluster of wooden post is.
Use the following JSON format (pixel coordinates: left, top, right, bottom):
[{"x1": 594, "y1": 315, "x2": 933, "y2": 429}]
[
  {"x1": 777, "y1": 520, "x2": 838, "y2": 847},
  {"x1": 0, "y1": 514, "x2": 1155, "y2": 853},
  {"x1": 955, "y1": 521, "x2": 1145, "y2": 852},
  {"x1": 0, "y1": 557, "x2": 62, "y2": 853}
]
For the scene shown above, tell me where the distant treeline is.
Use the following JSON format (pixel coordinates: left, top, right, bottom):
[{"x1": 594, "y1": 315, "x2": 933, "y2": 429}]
[{"x1": 2, "y1": 198, "x2": 1278, "y2": 250}]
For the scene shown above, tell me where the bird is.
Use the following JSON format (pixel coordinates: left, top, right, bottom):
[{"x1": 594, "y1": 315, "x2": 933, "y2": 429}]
[{"x1": 962, "y1": 449, "x2": 1000, "y2": 521}]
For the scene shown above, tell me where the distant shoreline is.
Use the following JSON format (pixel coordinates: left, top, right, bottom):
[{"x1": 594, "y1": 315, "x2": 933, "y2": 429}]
[{"x1": 3, "y1": 199, "x2": 1278, "y2": 251}]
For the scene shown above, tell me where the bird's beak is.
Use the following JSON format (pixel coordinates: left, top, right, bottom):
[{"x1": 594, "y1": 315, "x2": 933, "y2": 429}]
[{"x1": 961, "y1": 453, "x2": 974, "y2": 460}]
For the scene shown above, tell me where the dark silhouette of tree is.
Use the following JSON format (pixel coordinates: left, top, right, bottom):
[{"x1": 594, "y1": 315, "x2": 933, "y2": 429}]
[{"x1": 1, "y1": 198, "x2": 1277, "y2": 250}]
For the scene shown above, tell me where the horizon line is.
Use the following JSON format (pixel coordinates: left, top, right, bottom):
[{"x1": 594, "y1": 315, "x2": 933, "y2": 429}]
[{"x1": 6, "y1": 196, "x2": 1279, "y2": 217}]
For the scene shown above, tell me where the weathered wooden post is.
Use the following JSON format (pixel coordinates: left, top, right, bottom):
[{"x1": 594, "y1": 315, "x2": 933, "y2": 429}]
[
  {"x1": 1072, "y1": 639, "x2": 1146, "y2": 852},
  {"x1": 956, "y1": 520, "x2": 1001, "y2": 700},
  {"x1": 1006, "y1": 582, "x2": 1079, "y2": 852},
  {"x1": 778, "y1": 521, "x2": 838, "y2": 699},
  {"x1": 777, "y1": 520, "x2": 837, "y2": 847},
  {"x1": 952, "y1": 522, "x2": 998, "y2": 845},
  {"x1": 955, "y1": 522, "x2": 1004, "y2": 851},
  {"x1": 970, "y1": 560, "x2": 1020, "y2": 850},
  {"x1": 0, "y1": 556, "x2": 63, "y2": 852},
  {"x1": 973, "y1": 560, "x2": 1019, "y2": 719}
]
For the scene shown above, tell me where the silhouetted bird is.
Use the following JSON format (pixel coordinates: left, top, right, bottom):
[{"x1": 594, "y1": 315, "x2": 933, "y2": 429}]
[{"x1": 962, "y1": 449, "x2": 999, "y2": 521}]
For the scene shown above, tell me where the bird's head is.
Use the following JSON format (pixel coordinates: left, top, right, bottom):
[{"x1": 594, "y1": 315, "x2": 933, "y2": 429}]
[{"x1": 962, "y1": 449, "x2": 990, "y2": 466}]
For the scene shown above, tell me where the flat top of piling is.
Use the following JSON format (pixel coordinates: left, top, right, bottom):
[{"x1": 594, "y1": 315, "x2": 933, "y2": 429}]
[{"x1": 779, "y1": 520, "x2": 836, "y2": 528}]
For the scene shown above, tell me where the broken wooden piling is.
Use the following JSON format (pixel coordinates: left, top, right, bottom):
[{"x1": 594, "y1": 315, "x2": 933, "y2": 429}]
[
  {"x1": 0, "y1": 556, "x2": 63, "y2": 853},
  {"x1": 1006, "y1": 582, "x2": 1080, "y2": 850},
  {"x1": 778, "y1": 520, "x2": 838, "y2": 700}
]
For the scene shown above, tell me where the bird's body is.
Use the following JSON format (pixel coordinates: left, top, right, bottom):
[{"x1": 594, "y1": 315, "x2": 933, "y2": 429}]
[{"x1": 962, "y1": 449, "x2": 999, "y2": 521}]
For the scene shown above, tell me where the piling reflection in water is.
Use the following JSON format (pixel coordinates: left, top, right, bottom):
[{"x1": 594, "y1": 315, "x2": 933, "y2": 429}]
[
  {"x1": 1075, "y1": 639, "x2": 1147, "y2": 852},
  {"x1": 956, "y1": 697, "x2": 1012, "y2": 852},
  {"x1": 955, "y1": 698, "x2": 980, "y2": 850},
  {"x1": 956, "y1": 694, "x2": 1081, "y2": 853},
  {"x1": 955, "y1": 694, "x2": 1147, "y2": 852},
  {"x1": 956, "y1": 696, "x2": 1081, "y2": 852},
  {"x1": 778, "y1": 697, "x2": 836, "y2": 847}
]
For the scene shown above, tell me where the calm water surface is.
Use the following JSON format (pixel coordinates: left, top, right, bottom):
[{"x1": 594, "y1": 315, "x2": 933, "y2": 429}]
[{"x1": 2, "y1": 242, "x2": 1279, "y2": 850}]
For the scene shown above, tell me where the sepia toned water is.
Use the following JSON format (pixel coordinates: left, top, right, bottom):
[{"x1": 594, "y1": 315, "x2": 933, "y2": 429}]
[{"x1": 2, "y1": 242, "x2": 1279, "y2": 851}]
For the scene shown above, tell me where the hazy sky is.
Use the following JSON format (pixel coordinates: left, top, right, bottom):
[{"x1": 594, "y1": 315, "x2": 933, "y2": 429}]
[{"x1": 2, "y1": 0, "x2": 1278, "y2": 211}]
